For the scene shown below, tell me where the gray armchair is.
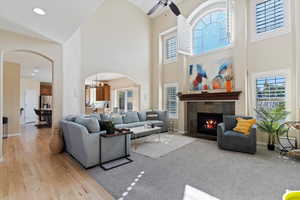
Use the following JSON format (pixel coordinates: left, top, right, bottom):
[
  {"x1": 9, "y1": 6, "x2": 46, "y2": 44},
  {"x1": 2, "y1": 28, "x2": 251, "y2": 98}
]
[{"x1": 217, "y1": 115, "x2": 257, "y2": 154}]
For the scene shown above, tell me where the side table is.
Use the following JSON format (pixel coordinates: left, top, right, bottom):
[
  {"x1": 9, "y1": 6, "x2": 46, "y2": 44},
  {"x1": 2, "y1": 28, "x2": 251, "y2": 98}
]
[{"x1": 99, "y1": 131, "x2": 133, "y2": 170}]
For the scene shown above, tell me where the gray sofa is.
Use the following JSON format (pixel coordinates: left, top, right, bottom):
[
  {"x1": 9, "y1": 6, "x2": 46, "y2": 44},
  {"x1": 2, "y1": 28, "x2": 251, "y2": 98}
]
[
  {"x1": 217, "y1": 115, "x2": 257, "y2": 154},
  {"x1": 97, "y1": 110, "x2": 169, "y2": 132},
  {"x1": 60, "y1": 111, "x2": 168, "y2": 168}
]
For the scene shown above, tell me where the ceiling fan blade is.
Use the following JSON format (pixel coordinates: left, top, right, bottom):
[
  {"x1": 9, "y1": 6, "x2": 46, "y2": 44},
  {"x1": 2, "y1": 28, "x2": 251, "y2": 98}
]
[
  {"x1": 147, "y1": 1, "x2": 163, "y2": 15},
  {"x1": 169, "y1": 2, "x2": 181, "y2": 16}
]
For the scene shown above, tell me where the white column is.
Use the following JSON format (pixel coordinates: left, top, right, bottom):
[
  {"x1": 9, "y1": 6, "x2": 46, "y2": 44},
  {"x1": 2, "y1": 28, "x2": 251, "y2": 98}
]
[
  {"x1": 177, "y1": 54, "x2": 188, "y2": 133},
  {"x1": 232, "y1": 0, "x2": 248, "y2": 116}
]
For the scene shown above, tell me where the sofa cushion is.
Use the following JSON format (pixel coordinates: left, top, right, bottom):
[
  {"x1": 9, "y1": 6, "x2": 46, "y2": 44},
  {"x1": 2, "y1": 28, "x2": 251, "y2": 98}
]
[
  {"x1": 65, "y1": 115, "x2": 78, "y2": 122},
  {"x1": 89, "y1": 113, "x2": 102, "y2": 121},
  {"x1": 123, "y1": 112, "x2": 140, "y2": 124},
  {"x1": 111, "y1": 115, "x2": 123, "y2": 125},
  {"x1": 146, "y1": 111, "x2": 159, "y2": 121},
  {"x1": 138, "y1": 111, "x2": 147, "y2": 121},
  {"x1": 148, "y1": 120, "x2": 164, "y2": 127},
  {"x1": 223, "y1": 130, "x2": 250, "y2": 145},
  {"x1": 154, "y1": 110, "x2": 168, "y2": 121},
  {"x1": 75, "y1": 117, "x2": 100, "y2": 133}
]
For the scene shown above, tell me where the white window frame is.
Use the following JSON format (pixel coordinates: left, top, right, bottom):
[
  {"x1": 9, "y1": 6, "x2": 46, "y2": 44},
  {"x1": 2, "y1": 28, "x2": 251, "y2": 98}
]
[
  {"x1": 164, "y1": 83, "x2": 179, "y2": 119},
  {"x1": 115, "y1": 88, "x2": 135, "y2": 112},
  {"x1": 163, "y1": 32, "x2": 177, "y2": 64},
  {"x1": 250, "y1": 0, "x2": 291, "y2": 42},
  {"x1": 251, "y1": 69, "x2": 291, "y2": 117}
]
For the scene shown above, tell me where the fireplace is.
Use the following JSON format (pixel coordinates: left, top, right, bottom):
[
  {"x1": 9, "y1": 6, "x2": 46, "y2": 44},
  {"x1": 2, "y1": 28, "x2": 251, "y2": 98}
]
[
  {"x1": 186, "y1": 102, "x2": 235, "y2": 140},
  {"x1": 197, "y1": 113, "x2": 223, "y2": 136}
]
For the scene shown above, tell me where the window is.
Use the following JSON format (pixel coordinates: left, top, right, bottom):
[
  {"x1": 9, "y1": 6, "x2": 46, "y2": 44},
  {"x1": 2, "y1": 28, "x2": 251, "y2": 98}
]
[
  {"x1": 116, "y1": 89, "x2": 136, "y2": 112},
  {"x1": 193, "y1": 10, "x2": 230, "y2": 55},
  {"x1": 251, "y1": 0, "x2": 290, "y2": 41},
  {"x1": 164, "y1": 34, "x2": 177, "y2": 63},
  {"x1": 164, "y1": 83, "x2": 178, "y2": 119},
  {"x1": 253, "y1": 70, "x2": 289, "y2": 117},
  {"x1": 256, "y1": 0, "x2": 284, "y2": 34}
]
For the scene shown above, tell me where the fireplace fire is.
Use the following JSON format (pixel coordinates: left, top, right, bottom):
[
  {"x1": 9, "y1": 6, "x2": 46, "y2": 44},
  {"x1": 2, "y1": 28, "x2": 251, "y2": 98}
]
[
  {"x1": 205, "y1": 120, "x2": 218, "y2": 129},
  {"x1": 197, "y1": 112, "x2": 223, "y2": 136}
]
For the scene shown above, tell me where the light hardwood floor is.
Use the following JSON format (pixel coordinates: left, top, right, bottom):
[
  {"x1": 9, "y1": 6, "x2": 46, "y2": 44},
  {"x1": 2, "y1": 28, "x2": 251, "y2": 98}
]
[{"x1": 0, "y1": 125, "x2": 114, "y2": 200}]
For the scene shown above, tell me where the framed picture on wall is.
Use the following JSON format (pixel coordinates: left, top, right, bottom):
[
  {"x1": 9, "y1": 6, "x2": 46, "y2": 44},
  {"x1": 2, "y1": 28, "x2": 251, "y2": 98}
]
[{"x1": 188, "y1": 57, "x2": 234, "y2": 92}]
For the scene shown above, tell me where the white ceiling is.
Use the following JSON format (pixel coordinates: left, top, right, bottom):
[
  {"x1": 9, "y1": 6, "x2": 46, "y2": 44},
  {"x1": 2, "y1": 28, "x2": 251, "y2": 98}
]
[
  {"x1": 4, "y1": 51, "x2": 52, "y2": 83},
  {"x1": 0, "y1": 0, "x2": 182, "y2": 43},
  {"x1": 0, "y1": 0, "x2": 104, "y2": 43}
]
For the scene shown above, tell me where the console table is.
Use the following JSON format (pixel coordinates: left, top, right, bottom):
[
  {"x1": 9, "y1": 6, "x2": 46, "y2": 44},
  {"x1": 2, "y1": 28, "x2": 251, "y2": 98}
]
[{"x1": 99, "y1": 131, "x2": 133, "y2": 170}]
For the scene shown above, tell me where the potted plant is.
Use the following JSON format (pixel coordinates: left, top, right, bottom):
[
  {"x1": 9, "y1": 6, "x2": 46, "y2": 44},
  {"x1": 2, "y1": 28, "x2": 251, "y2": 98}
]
[{"x1": 255, "y1": 104, "x2": 289, "y2": 151}]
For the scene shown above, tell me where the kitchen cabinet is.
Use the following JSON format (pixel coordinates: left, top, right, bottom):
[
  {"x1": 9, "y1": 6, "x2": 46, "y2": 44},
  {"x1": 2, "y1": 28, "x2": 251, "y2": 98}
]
[{"x1": 96, "y1": 84, "x2": 110, "y2": 101}]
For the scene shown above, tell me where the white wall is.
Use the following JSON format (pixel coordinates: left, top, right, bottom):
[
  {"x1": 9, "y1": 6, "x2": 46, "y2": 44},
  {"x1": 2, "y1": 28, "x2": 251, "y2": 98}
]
[
  {"x1": 151, "y1": 0, "x2": 299, "y2": 140},
  {"x1": 80, "y1": 0, "x2": 151, "y2": 110},
  {"x1": 62, "y1": 29, "x2": 83, "y2": 116}
]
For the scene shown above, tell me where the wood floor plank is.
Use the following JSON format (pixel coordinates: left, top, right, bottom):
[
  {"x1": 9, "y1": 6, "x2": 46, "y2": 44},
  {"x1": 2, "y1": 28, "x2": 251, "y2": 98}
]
[{"x1": 0, "y1": 125, "x2": 114, "y2": 200}]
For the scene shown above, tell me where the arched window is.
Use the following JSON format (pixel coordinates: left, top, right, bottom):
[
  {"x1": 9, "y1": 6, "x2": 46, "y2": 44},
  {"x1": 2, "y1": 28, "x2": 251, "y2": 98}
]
[{"x1": 193, "y1": 10, "x2": 230, "y2": 55}]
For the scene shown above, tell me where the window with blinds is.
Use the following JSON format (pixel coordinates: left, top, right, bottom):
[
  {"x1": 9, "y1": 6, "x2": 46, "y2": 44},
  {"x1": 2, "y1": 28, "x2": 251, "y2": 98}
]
[
  {"x1": 165, "y1": 84, "x2": 178, "y2": 119},
  {"x1": 255, "y1": 75, "x2": 286, "y2": 111},
  {"x1": 165, "y1": 36, "x2": 177, "y2": 61},
  {"x1": 256, "y1": 0, "x2": 284, "y2": 34}
]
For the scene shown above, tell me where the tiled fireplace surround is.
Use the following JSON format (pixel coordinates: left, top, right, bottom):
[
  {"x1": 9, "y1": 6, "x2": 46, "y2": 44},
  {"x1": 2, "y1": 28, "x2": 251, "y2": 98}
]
[{"x1": 186, "y1": 102, "x2": 235, "y2": 140}]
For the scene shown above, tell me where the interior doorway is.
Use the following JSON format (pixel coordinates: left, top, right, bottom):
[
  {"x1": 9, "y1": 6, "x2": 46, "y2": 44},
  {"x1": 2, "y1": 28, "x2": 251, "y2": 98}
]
[
  {"x1": 24, "y1": 89, "x2": 38, "y2": 123},
  {"x1": 2, "y1": 50, "x2": 53, "y2": 138},
  {"x1": 84, "y1": 72, "x2": 141, "y2": 114}
]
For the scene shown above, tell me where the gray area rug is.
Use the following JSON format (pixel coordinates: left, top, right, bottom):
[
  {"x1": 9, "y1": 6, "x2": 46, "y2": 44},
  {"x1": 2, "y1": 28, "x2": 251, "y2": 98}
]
[
  {"x1": 131, "y1": 134, "x2": 197, "y2": 158},
  {"x1": 87, "y1": 138, "x2": 300, "y2": 200}
]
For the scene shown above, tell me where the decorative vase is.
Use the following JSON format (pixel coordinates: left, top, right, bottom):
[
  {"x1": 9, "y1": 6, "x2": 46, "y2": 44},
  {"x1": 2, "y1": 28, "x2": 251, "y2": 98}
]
[
  {"x1": 226, "y1": 80, "x2": 232, "y2": 93},
  {"x1": 49, "y1": 128, "x2": 64, "y2": 154}
]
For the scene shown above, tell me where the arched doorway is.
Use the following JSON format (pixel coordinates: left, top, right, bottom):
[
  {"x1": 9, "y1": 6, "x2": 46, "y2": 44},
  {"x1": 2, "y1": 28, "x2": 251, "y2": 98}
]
[
  {"x1": 0, "y1": 49, "x2": 54, "y2": 146},
  {"x1": 84, "y1": 72, "x2": 141, "y2": 114}
]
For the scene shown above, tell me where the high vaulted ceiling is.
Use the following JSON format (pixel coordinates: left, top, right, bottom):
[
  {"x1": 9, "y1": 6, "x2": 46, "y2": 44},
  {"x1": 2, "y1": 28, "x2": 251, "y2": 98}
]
[
  {"x1": 0, "y1": 0, "x2": 104, "y2": 43},
  {"x1": 0, "y1": 0, "x2": 182, "y2": 43}
]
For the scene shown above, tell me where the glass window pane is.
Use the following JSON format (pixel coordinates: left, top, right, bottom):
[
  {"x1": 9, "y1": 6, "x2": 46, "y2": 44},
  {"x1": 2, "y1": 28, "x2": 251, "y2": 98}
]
[{"x1": 193, "y1": 10, "x2": 230, "y2": 55}]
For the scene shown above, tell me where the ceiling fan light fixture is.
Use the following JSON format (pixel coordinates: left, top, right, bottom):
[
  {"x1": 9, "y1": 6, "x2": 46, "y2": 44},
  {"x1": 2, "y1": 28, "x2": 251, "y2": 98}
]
[{"x1": 33, "y1": 8, "x2": 46, "y2": 16}]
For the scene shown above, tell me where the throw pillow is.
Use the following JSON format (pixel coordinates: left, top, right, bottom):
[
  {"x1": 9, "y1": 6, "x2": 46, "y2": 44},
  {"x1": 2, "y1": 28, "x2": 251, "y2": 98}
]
[
  {"x1": 123, "y1": 112, "x2": 140, "y2": 124},
  {"x1": 111, "y1": 115, "x2": 123, "y2": 125},
  {"x1": 146, "y1": 111, "x2": 159, "y2": 121},
  {"x1": 89, "y1": 113, "x2": 102, "y2": 121},
  {"x1": 75, "y1": 117, "x2": 100, "y2": 133},
  {"x1": 233, "y1": 118, "x2": 256, "y2": 135}
]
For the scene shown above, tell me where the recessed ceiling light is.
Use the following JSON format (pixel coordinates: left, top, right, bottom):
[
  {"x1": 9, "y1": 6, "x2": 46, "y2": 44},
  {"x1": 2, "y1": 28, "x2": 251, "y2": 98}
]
[
  {"x1": 33, "y1": 8, "x2": 46, "y2": 16},
  {"x1": 32, "y1": 73, "x2": 36, "y2": 76},
  {"x1": 33, "y1": 69, "x2": 39, "y2": 73}
]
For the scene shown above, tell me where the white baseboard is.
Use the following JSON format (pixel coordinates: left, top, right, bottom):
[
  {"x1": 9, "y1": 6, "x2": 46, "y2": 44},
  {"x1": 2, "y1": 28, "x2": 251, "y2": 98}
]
[
  {"x1": 5, "y1": 133, "x2": 21, "y2": 138},
  {"x1": 257, "y1": 141, "x2": 267, "y2": 147},
  {"x1": 176, "y1": 129, "x2": 187, "y2": 134}
]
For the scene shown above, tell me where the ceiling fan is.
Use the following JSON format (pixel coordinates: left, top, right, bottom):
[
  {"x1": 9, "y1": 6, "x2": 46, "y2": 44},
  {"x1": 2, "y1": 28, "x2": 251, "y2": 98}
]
[{"x1": 147, "y1": 0, "x2": 181, "y2": 16}]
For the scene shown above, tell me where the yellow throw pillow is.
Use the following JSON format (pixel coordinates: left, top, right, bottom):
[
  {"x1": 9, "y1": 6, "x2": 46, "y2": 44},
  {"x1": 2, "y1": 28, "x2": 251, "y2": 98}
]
[{"x1": 233, "y1": 118, "x2": 256, "y2": 135}]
